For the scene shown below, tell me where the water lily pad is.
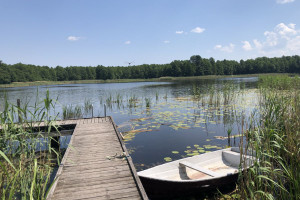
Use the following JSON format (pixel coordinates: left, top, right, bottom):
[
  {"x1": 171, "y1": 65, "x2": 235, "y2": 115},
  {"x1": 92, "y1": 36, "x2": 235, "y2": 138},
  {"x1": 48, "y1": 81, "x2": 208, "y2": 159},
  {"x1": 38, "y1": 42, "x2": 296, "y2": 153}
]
[
  {"x1": 164, "y1": 157, "x2": 172, "y2": 162},
  {"x1": 172, "y1": 151, "x2": 179, "y2": 154},
  {"x1": 187, "y1": 152, "x2": 199, "y2": 156}
]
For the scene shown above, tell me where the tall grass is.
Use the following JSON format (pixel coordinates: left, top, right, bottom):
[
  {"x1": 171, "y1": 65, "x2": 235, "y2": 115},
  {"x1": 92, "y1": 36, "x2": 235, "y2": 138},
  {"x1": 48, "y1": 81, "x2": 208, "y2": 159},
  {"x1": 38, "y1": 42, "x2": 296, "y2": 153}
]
[
  {"x1": 84, "y1": 99, "x2": 93, "y2": 115},
  {"x1": 62, "y1": 105, "x2": 83, "y2": 119},
  {"x1": 237, "y1": 75, "x2": 300, "y2": 199},
  {"x1": 258, "y1": 74, "x2": 300, "y2": 90},
  {"x1": 145, "y1": 97, "x2": 151, "y2": 108},
  {"x1": 128, "y1": 95, "x2": 138, "y2": 108},
  {"x1": 0, "y1": 91, "x2": 61, "y2": 199}
]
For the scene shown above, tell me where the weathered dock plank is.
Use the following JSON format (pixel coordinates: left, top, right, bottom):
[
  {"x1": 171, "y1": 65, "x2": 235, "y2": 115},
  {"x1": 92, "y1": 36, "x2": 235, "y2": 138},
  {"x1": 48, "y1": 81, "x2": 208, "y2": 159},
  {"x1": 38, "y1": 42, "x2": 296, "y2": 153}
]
[{"x1": 47, "y1": 117, "x2": 148, "y2": 200}]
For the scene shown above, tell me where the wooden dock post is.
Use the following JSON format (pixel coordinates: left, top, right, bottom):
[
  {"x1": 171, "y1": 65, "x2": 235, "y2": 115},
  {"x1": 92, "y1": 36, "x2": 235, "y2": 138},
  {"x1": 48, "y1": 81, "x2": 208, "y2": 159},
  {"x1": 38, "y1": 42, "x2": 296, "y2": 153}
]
[{"x1": 50, "y1": 136, "x2": 60, "y2": 149}]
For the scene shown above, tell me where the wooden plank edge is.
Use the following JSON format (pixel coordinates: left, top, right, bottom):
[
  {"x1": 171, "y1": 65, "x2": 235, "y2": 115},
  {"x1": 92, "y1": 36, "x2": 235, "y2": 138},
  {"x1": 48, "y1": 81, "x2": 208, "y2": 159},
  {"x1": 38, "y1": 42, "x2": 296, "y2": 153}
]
[
  {"x1": 109, "y1": 116, "x2": 149, "y2": 200},
  {"x1": 46, "y1": 123, "x2": 79, "y2": 199}
]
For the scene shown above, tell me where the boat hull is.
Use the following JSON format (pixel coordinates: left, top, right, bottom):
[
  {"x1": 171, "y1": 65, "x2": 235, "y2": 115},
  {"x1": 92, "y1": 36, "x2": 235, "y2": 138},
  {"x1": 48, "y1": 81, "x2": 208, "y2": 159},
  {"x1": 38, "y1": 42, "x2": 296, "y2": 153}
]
[{"x1": 139, "y1": 172, "x2": 239, "y2": 197}]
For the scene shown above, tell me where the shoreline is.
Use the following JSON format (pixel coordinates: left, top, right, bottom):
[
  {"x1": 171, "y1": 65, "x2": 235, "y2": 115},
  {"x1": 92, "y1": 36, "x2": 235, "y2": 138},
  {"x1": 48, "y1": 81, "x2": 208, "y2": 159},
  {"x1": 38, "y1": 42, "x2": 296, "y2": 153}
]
[{"x1": 0, "y1": 73, "x2": 292, "y2": 88}]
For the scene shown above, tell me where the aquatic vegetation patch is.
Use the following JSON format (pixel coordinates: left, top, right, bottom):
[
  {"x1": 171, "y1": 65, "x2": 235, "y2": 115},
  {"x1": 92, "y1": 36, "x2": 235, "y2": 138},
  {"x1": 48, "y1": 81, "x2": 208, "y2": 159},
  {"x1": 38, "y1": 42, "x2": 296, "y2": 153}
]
[
  {"x1": 214, "y1": 134, "x2": 243, "y2": 140},
  {"x1": 121, "y1": 90, "x2": 258, "y2": 141},
  {"x1": 123, "y1": 128, "x2": 155, "y2": 142},
  {"x1": 164, "y1": 157, "x2": 172, "y2": 162},
  {"x1": 182, "y1": 144, "x2": 222, "y2": 157},
  {"x1": 62, "y1": 105, "x2": 83, "y2": 119}
]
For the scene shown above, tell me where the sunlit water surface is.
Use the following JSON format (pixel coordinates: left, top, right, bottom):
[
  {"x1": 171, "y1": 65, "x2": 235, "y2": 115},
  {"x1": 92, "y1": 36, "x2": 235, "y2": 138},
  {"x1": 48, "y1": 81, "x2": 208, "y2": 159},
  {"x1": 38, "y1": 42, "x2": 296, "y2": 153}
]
[{"x1": 0, "y1": 77, "x2": 259, "y2": 171}]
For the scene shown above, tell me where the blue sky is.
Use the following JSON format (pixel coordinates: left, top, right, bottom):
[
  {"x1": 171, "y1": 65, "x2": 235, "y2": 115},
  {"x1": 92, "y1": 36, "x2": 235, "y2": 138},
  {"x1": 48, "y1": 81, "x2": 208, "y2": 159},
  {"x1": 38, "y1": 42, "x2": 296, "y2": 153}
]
[{"x1": 0, "y1": 0, "x2": 300, "y2": 67}]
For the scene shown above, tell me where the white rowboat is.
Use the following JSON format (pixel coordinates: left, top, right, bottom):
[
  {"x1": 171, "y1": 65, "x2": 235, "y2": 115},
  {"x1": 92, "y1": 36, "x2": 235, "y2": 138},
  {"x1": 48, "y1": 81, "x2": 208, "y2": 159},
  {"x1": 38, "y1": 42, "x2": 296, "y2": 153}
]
[{"x1": 137, "y1": 147, "x2": 255, "y2": 197}]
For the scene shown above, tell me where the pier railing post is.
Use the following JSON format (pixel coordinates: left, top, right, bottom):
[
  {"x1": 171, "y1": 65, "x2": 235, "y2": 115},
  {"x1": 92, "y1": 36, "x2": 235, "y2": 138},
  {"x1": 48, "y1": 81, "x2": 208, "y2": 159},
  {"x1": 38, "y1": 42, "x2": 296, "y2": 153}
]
[{"x1": 104, "y1": 104, "x2": 106, "y2": 117}]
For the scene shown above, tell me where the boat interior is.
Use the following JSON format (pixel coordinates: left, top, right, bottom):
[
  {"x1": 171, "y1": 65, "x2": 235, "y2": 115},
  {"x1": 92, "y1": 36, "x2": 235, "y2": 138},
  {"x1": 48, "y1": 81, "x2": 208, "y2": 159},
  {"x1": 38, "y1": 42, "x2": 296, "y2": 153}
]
[{"x1": 138, "y1": 148, "x2": 255, "y2": 181}]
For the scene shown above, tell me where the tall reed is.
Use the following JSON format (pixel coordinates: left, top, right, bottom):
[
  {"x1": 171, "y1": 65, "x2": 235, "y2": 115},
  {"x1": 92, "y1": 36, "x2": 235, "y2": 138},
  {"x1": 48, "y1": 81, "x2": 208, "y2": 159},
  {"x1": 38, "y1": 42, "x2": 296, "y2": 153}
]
[
  {"x1": 0, "y1": 90, "x2": 61, "y2": 199},
  {"x1": 84, "y1": 98, "x2": 93, "y2": 115},
  {"x1": 238, "y1": 75, "x2": 300, "y2": 199},
  {"x1": 145, "y1": 97, "x2": 151, "y2": 108},
  {"x1": 62, "y1": 105, "x2": 83, "y2": 119}
]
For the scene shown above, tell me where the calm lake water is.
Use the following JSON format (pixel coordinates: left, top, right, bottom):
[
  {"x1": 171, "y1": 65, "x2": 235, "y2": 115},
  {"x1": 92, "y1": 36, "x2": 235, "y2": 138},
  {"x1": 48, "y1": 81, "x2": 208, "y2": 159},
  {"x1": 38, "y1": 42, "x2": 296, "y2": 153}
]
[{"x1": 0, "y1": 77, "x2": 259, "y2": 171}]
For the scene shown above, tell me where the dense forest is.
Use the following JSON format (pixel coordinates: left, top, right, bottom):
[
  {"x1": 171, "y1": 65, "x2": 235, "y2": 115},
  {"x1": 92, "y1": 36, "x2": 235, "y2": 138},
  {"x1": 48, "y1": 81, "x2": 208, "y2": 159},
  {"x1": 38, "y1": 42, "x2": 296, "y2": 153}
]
[{"x1": 0, "y1": 55, "x2": 300, "y2": 84}]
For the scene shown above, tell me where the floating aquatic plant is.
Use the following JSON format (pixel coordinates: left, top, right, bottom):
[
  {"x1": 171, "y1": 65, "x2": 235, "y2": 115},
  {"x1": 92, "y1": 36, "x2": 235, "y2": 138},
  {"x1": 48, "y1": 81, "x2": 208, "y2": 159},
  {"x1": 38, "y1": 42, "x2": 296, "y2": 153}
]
[{"x1": 164, "y1": 157, "x2": 172, "y2": 162}]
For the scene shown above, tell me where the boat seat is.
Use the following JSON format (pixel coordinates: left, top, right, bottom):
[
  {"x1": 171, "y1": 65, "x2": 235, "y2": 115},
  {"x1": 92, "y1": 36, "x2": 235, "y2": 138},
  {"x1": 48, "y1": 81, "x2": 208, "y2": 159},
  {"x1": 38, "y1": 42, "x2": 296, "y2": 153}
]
[
  {"x1": 222, "y1": 150, "x2": 252, "y2": 167},
  {"x1": 179, "y1": 161, "x2": 222, "y2": 177}
]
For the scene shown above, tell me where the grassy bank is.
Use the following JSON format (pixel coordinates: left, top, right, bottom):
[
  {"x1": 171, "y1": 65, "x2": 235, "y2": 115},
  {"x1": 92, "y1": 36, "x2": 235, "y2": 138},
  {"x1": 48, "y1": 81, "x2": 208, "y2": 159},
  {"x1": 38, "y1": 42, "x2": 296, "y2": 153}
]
[
  {"x1": 0, "y1": 73, "x2": 290, "y2": 88},
  {"x1": 0, "y1": 79, "x2": 160, "y2": 88}
]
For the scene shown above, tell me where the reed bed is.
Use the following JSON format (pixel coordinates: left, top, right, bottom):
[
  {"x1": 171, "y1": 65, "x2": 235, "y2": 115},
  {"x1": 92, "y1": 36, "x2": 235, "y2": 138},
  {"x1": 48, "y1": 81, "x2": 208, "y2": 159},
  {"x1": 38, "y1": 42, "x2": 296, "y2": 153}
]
[
  {"x1": 236, "y1": 75, "x2": 300, "y2": 200},
  {"x1": 0, "y1": 91, "x2": 61, "y2": 199},
  {"x1": 84, "y1": 99, "x2": 93, "y2": 115},
  {"x1": 62, "y1": 105, "x2": 83, "y2": 120}
]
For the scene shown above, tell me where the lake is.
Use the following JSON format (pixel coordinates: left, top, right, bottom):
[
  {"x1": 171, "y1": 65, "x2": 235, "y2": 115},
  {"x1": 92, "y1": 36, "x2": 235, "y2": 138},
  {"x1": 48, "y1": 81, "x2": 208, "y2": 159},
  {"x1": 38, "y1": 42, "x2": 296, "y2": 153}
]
[{"x1": 0, "y1": 77, "x2": 259, "y2": 171}]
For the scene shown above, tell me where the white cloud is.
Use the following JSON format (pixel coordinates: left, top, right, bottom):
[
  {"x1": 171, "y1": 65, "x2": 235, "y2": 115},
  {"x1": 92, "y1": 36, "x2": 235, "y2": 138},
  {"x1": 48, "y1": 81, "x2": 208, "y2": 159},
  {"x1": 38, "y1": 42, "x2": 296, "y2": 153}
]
[
  {"x1": 264, "y1": 31, "x2": 278, "y2": 46},
  {"x1": 163, "y1": 40, "x2": 170, "y2": 44},
  {"x1": 253, "y1": 39, "x2": 263, "y2": 49},
  {"x1": 286, "y1": 36, "x2": 300, "y2": 51},
  {"x1": 289, "y1": 23, "x2": 296, "y2": 29},
  {"x1": 276, "y1": 0, "x2": 295, "y2": 4},
  {"x1": 175, "y1": 31, "x2": 184, "y2": 34},
  {"x1": 249, "y1": 23, "x2": 300, "y2": 56},
  {"x1": 275, "y1": 23, "x2": 297, "y2": 36},
  {"x1": 214, "y1": 43, "x2": 235, "y2": 53},
  {"x1": 191, "y1": 27, "x2": 205, "y2": 33},
  {"x1": 124, "y1": 41, "x2": 131, "y2": 45},
  {"x1": 242, "y1": 41, "x2": 253, "y2": 51},
  {"x1": 67, "y1": 36, "x2": 82, "y2": 41}
]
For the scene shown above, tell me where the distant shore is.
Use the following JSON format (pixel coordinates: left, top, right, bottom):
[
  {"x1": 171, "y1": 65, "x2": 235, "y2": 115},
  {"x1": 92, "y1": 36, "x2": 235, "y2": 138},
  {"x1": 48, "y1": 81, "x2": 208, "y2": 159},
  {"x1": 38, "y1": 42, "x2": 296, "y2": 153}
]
[{"x1": 0, "y1": 73, "x2": 293, "y2": 88}]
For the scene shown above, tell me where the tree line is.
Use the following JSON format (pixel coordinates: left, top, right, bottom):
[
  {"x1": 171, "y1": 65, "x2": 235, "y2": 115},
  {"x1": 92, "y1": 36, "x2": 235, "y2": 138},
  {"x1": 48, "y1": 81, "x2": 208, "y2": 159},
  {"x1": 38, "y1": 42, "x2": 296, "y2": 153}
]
[{"x1": 0, "y1": 55, "x2": 300, "y2": 84}]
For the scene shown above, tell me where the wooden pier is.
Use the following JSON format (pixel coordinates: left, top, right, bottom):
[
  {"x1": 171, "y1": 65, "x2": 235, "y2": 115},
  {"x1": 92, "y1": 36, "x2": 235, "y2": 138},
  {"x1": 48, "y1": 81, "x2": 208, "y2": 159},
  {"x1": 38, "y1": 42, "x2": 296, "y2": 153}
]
[{"x1": 47, "y1": 117, "x2": 148, "y2": 200}]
